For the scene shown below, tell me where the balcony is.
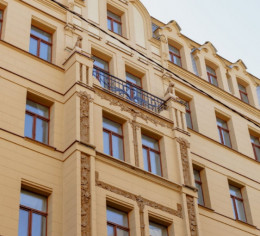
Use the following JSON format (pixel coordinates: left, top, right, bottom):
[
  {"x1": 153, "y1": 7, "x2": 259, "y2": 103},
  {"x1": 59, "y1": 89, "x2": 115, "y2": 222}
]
[{"x1": 93, "y1": 67, "x2": 166, "y2": 113}]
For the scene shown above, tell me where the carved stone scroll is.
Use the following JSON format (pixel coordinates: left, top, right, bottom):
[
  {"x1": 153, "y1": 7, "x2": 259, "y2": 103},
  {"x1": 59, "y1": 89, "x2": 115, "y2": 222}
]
[
  {"x1": 186, "y1": 195, "x2": 198, "y2": 236},
  {"x1": 95, "y1": 172, "x2": 182, "y2": 218},
  {"x1": 176, "y1": 137, "x2": 191, "y2": 186},
  {"x1": 95, "y1": 90, "x2": 172, "y2": 129},
  {"x1": 78, "y1": 91, "x2": 93, "y2": 144},
  {"x1": 81, "y1": 153, "x2": 91, "y2": 236}
]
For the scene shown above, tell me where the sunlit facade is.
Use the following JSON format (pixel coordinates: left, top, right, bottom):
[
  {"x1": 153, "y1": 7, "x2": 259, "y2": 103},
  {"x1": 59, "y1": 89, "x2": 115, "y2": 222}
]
[{"x1": 0, "y1": 0, "x2": 260, "y2": 235}]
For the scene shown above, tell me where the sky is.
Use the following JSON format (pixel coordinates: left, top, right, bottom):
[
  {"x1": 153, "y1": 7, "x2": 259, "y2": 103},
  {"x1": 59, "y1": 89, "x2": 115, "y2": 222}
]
[{"x1": 140, "y1": 0, "x2": 260, "y2": 79}]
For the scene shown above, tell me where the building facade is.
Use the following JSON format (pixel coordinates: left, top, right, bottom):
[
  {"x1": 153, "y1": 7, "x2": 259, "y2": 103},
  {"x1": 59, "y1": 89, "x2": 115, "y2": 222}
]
[{"x1": 0, "y1": 0, "x2": 260, "y2": 235}]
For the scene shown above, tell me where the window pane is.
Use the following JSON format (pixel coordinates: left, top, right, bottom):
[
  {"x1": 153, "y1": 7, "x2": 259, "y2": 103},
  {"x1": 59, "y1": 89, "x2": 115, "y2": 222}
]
[
  {"x1": 191, "y1": 53, "x2": 199, "y2": 76},
  {"x1": 223, "y1": 130, "x2": 231, "y2": 147},
  {"x1": 174, "y1": 57, "x2": 181, "y2": 67},
  {"x1": 193, "y1": 169, "x2": 201, "y2": 181},
  {"x1": 112, "y1": 135, "x2": 124, "y2": 160},
  {"x1": 40, "y1": 42, "x2": 51, "y2": 62},
  {"x1": 93, "y1": 56, "x2": 109, "y2": 71},
  {"x1": 126, "y1": 73, "x2": 141, "y2": 86},
  {"x1": 107, "y1": 11, "x2": 121, "y2": 22},
  {"x1": 142, "y1": 135, "x2": 159, "y2": 150},
  {"x1": 231, "y1": 198, "x2": 236, "y2": 219},
  {"x1": 20, "y1": 190, "x2": 47, "y2": 212},
  {"x1": 35, "y1": 118, "x2": 49, "y2": 144},
  {"x1": 117, "y1": 228, "x2": 129, "y2": 236},
  {"x1": 25, "y1": 113, "x2": 34, "y2": 138},
  {"x1": 255, "y1": 146, "x2": 260, "y2": 161},
  {"x1": 32, "y1": 214, "x2": 46, "y2": 236},
  {"x1": 250, "y1": 135, "x2": 260, "y2": 145},
  {"x1": 103, "y1": 131, "x2": 110, "y2": 155},
  {"x1": 0, "y1": 10, "x2": 2, "y2": 19},
  {"x1": 29, "y1": 37, "x2": 38, "y2": 56},
  {"x1": 217, "y1": 118, "x2": 227, "y2": 129},
  {"x1": 107, "y1": 207, "x2": 128, "y2": 227},
  {"x1": 26, "y1": 100, "x2": 49, "y2": 118},
  {"x1": 241, "y1": 93, "x2": 249, "y2": 103},
  {"x1": 103, "y1": 118, "x2": 122, "y2": 135},
  {"x1": 107, "y1": 225, "x2": 114, "y2": 236},
  {"x1": 238, "y1": 84, "x2": 246, "y2": 92},
  {"x1": 210, "y1": 76, "x2": 218, "y2": 86},
  {"x1": 150, "y1": 151, "x2": 161, "y2": 176},
  {"x1": 235, "y1": 200, "x2": 246, "y2": 222},
  {"x1": 113, "y1": 21, "x2": 122, "y2": 35},
  {"x1": 186, "y1": 113, "x2": 193, "y2": 129},
  {"x1": 206, "y1": 66, "x2": 216, "y2": 75},
  {"x1": 229, "y1": 185, "x2": 242, "y2": 198},
  {"x1": 107, "y1": 19, "x2": 112, "y2": 31},
  {"x1": 257, "y1": 86, "x2": 260, "y2": 106},
  {"x1": 143, "y1": 148, "x2": 149, "y2": 171},
  {"x1": 18, "y1": 209, "x2": 29, "y2": 236},
  {"x1": 169, "y1": 45, "x2": 179, "y2": 55},
  {"x1": 196, "y1": 183, "x2": 204, "y2": 205},
  {"x1": 31, "y1": 26, "x2": 51, "y2": 42},
  {"x1": 0, "y1": 22, "x2": 2, "y2": 34},
  {"x1": 149, "y1": 222, "x2": 168, "y2": 236}
]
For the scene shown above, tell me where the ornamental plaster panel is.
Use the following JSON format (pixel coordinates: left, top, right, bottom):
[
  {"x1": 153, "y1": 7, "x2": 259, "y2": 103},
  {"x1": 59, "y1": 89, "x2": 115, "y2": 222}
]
[
  {"x1": 176, "y1": 137, "x2": 191, "y2": 186},
  {"x1": 81, "y1": 153, "x2": 91, "y2": 236},
  {"x1": 95, "y1": 89, "x2": 172, "y2": 128},
  {"x1": 186, "y1": 195, "x2": 198, "y2": 236},
  {"x1": 95, "y1": 171, "x2": 182, "y2": 218}
]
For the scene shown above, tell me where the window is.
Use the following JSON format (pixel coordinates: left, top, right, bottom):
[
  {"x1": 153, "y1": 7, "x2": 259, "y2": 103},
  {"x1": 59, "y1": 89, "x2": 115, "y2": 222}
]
[
  {"x1": 181, "y1": 99, "x2": 193, "y2": 129},
  {"x1": 238, "y1": 83, "x2": 249, "y2": 104},
  {"x1": 257, "y1": 86, "x2": 260, "y2": 106},
  {"x1": 107, "y1": 207, "x2": 129, "y2": 236},
  {"x1": 206, "y1": 66, "x2": 218, "y2": 87},
  {"x1": 229, "y1": 184, "x2": 246, "y2": 222},
  {"x1": 142, "y1": 134, "x2": 162, "y2": 176},
  {"x1": 152, "y1": 23, "x2": 159, "y2": 38},
  {"x1": 126, "y1": 72, "x2": 142, "y2": 103},
  {"x1": 191, "y1": 52, "x2": 199, "y2": 76},
  {"x1": 29, "y1": 26, "x2": 52, "y2": 62},
  {"x1": 25, "y1": 100, "x2": 49, "y2": 145},
  {"x1": 103, "y1": 117, "x2": 124, "y2": 161},
  {"x1": 18, "y1": 189, "x2": 47, "y2": 236},
  {"x1": 250, "y1": 134, "x2": 260, "y2": 161},
  {"x1": 193, "y1": 169, "x2": 204, "y2": 206},
  {"x1": 169, "y1": 45, "x2": 181, "y2": 67},
  {"x1": 149, "y1": 221, "x2": 168, "y2": 236},
  {"x1": 0, "y1": 10, "x2": 3, "y2": 38},
  {"x1": 216, "y1": 117, "x2": 231, "y2": 148},
  {"x1": 107, "y1": 11, "x2": 122, "y2": 36}
]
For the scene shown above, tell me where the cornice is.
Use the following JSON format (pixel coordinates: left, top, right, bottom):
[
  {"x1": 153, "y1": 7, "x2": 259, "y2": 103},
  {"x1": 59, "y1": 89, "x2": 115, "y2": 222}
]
[
  {"x1": 18, "y1": 0, "x2": 67, "y2": 23},
  {"x1": 168, "y1": 62, "x2": 260, "y2": 117},
  {"x1": 94, "y1": 85, "x2": 173, "y2": 128},
  {"x1": 189, "y1": 129, "x2": 260, "y2": 167},
  {"x1": 96, "y1": 151, "x2": 182, "y2": 192},
  {"x1": 0, "y1": 39, "x2": 64, "y2": 71}
]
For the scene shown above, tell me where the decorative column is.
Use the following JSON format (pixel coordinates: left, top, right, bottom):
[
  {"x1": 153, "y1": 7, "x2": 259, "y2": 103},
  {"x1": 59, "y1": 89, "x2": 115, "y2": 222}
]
[
  {"x1": 164, "y1": 81, "x2": 200, "y2": 236},
  {"x1": 81, "y1": 153, "x2": 91, "y2": 236}
]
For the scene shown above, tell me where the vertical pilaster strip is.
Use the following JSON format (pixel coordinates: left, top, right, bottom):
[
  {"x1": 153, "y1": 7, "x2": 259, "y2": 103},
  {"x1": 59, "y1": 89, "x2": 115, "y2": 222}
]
[
  {"x1": 136, "y1": 197, "x2": 145, "y2": 236},
  {"x1": 177, "y1": 137, "x2": 191, "y2": 186},
  {"x1": 186, "y1": 195, "x2": 198, "y2": 236},
  {"x1": 131, "y1": 120, "x2": 140, "y2": 167},
  {"x1": 79, "y1": 91, "x2": 93, "y2": 144},
  {"x1": 81, "y1": 153, "x2": 91, "y2": 236}
]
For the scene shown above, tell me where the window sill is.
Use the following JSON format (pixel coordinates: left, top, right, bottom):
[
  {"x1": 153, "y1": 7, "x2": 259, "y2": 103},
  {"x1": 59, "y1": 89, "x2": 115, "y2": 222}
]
[
  {"x1": 24, "y1": 137, "x2": 56, "y2": 151},
  {"x1": 108, "y1": 29, "x2": 129, "y2": 41},
  {"x1": 198, "y1": 204, "x2": 214, "y2": 212}
]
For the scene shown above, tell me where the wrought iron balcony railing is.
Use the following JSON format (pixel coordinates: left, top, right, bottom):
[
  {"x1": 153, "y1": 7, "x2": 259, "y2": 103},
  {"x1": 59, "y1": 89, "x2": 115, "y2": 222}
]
[{"x1": 93, "y1": 67, "x2": 166, "y2": 113}]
